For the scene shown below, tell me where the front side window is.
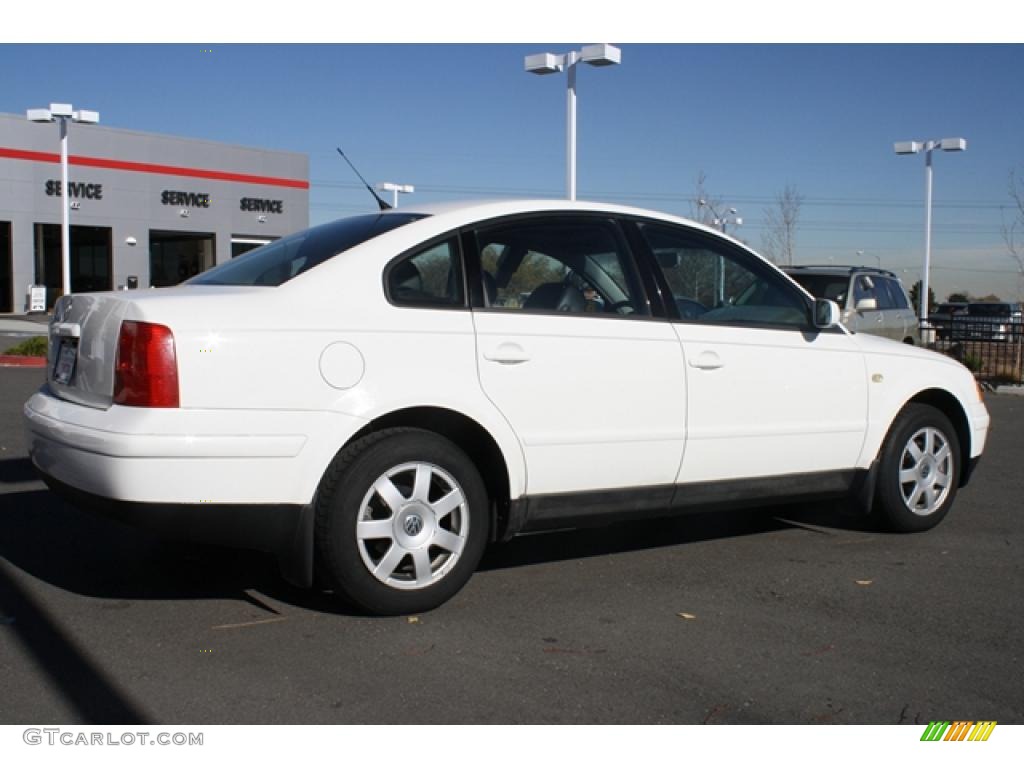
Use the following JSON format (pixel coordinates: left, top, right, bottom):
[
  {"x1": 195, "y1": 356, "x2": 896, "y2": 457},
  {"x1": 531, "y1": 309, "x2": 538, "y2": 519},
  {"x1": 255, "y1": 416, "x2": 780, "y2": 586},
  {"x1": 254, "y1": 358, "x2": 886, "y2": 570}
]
[
  {"x1": 853, "y1": 275, "x2": 880, "y2": 308},
  {"x1": 473, "y1": 217, "x2": 648, "y2": 317},
  {"x1": 386, "y1": 238, "x2": 464, "y2": 308},
  {"x1": 639, "y1": 222, "x2": 809, "y2": 329}
]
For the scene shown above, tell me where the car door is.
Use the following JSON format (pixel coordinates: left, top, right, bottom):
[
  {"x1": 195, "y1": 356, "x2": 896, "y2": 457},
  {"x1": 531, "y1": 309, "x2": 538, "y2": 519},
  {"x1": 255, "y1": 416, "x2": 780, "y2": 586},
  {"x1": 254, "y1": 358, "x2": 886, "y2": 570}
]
[
  {"x1": 468, "y1": 214, "x2": 687, "y2": 496},
  {"x1": 633, "y1": 220, "x2": 869, "y2": 485},
  {"x1": 879, "y1": 276, "x2": 917, "y2": 342}
]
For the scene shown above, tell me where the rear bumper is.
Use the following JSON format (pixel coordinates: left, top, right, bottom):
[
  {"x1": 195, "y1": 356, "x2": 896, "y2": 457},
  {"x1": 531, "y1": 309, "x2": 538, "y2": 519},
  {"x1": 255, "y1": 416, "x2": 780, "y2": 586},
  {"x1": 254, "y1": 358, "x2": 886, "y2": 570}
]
[
  {"x1": 23, "y1": 387, "x2": 366, "y2": 505},
  {"x1": 22, "y1": 387, "x2": 368, "y2": 589},
  {"x1": 36, "y1": 471, "x2": 314, "y2": 587}
]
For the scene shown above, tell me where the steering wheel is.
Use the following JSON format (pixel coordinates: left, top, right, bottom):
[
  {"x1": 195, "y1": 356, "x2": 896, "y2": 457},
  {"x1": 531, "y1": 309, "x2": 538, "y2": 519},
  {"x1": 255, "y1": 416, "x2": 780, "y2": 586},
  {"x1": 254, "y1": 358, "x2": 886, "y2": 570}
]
[
  {"x1": 606, "y1": 300, "x2": 635, "y2": 314},
  {"x1": 675, "y1": 298, "x2": 708, "y2": 319}
]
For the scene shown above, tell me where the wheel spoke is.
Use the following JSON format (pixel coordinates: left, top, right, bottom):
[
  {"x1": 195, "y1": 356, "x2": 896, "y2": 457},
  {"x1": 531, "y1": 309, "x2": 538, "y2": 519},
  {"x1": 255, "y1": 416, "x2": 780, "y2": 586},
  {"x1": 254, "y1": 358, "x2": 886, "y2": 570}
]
[
  {"x1": 373, "y1": 544, "x2": 406, "y2": 580},
  {"x1": 934, "y1": 445, "x2": 951, "y2": 465},
  {"x1": 432, "y1": 488, "x2": 465, "y2": 519},
  {"x1": 899, "y1": 468, "x2": 919, "y2": 485},
  {"x1": 412, "y1": 464, "x2": 432, "y2": 504},
  {"x1": 357, "y1": 519, "x2": 394, "y2": 541},
  {"x1": 411, "y1": 548, "x2": 433, "y2": 586},
  {"x1": 923, "y1": 429, "x2": 935, "y2": 456},
  {"x1": 933, "y1": 470, "x2": 951, "y2": 489},
  {"x1": 922, "y1": 486, "x2": 938, "y2": 512},
  {"x1": 906, "y1": 441, "x2": 924, "y2": 462},
  {"x1": 432, "y1": 528, "x2": 465, "y2": 555},
  {"x1": 374, "y1": 477, "x2": 407, "y2": 514},
  {"x1": 906, "y1": 484, "x2": 924, "y2": 509}
]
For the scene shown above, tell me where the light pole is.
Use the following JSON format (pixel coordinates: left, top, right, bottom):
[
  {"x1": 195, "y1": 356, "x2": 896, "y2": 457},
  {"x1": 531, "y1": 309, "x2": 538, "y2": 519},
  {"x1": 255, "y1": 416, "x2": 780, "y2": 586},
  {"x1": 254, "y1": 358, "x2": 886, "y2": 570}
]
[
  {"x1": 525, "y1": 44, "x2": 621, "y2": 201},
  {"x1": 27, "y1": 103, "x2": 100, "y2": 300},
  {"x1": 376, "y1": 182, "x2": 414, "y2": 209},
  {"x1": 857, "y1": 249, "x2": 881, "y2": 268},
  {"x1": 698, "y1": 199, "x2": 743, "y2": 236},
  {"x1": 894, "y1": 137, "x2": 966, "y2": 322}
]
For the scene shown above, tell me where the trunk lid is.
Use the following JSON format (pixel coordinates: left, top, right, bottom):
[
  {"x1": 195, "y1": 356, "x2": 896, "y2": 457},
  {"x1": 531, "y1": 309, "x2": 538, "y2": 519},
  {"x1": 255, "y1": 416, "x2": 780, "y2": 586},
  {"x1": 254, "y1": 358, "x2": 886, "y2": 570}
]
[{"x1": 48, "y1": 292, "x2": 133, "y2": 409}]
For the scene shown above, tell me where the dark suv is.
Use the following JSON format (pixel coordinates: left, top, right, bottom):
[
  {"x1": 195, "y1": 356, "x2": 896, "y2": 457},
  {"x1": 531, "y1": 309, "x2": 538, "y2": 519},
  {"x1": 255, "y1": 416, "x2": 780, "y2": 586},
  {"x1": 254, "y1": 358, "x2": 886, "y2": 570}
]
[{"x1": 952, "y1": 302, "x2": 1023, "y2": 342}]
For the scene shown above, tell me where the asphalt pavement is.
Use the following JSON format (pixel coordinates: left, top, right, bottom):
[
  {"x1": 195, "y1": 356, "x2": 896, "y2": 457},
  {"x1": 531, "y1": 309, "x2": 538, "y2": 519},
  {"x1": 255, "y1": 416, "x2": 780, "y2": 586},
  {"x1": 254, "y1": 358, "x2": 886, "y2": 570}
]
[{"x1": 0, "y1": 366, "x2": 1021, "y2": 724}]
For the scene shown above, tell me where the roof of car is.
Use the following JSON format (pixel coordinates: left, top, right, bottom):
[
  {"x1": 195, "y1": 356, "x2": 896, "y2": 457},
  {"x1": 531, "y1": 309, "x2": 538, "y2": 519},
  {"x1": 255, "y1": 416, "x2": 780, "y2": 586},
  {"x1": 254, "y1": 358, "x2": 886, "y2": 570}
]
[
  {"x1": 783, "y1": 265, "x2": 900, "y2": 278},
  {"x1": 391, "y1": 198, "x2": 733, "y2": 239}
]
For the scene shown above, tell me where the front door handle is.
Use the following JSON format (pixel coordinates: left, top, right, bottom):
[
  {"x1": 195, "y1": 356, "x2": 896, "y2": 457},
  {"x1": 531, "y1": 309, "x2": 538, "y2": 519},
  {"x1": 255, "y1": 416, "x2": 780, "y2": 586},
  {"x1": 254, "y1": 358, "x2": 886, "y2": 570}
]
[
  {"x1": 483, "y1": 342, "x2": 531, "y2": 365},
  {"x1": 688, "y1": 350, "x2": 724, "y2": 370}
]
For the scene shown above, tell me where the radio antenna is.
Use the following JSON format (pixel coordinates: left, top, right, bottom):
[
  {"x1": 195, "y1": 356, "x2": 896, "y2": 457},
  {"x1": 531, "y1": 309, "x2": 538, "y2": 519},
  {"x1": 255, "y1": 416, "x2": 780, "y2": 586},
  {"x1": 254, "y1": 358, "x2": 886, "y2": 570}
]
[{"x1": 336, "y1": 148, "x2": 392, "y2": 211}]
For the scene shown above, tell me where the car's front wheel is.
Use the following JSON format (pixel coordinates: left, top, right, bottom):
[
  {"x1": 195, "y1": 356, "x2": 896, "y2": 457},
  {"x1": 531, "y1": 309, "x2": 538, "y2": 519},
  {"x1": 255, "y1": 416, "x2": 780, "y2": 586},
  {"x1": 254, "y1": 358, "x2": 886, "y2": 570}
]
[
  {"x1": 315, "y1": 428, "x2": 489, "y2": 615},
  {"x1": 874, "y1": 404, "x2": 960, "y2": 532}
]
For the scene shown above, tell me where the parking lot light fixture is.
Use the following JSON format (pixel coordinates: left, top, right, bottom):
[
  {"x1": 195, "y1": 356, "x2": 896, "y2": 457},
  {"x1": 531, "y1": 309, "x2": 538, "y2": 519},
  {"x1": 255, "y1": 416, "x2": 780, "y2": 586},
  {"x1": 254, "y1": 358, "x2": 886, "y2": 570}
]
[
  {"x1": 26, "y1": 103, "x2": 100, "y2": 300},
  {"x1": 525, "y1": 45, "x2": 621, "y2": 201},
  {"x1": 894, "y1": 137, "x2": 967, "y2": 323},
  {"x1": 376, "y1": 182, "x2": 414, "y2": 209}
]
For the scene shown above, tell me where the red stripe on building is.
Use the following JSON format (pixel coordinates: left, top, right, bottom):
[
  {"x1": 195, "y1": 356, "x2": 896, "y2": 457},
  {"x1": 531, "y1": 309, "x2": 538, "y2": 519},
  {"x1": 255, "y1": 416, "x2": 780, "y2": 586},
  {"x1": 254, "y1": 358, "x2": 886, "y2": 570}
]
[{"x1": 0, "y1": 146, "x2": 309, "y2": 190}]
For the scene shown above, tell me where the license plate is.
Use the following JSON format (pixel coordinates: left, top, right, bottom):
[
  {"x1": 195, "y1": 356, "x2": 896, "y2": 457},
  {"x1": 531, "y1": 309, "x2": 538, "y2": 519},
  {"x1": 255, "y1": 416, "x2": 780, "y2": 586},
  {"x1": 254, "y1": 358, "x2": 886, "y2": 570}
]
[{"x1": 53, "y1": 338, "x2": 78, "y2": 385}]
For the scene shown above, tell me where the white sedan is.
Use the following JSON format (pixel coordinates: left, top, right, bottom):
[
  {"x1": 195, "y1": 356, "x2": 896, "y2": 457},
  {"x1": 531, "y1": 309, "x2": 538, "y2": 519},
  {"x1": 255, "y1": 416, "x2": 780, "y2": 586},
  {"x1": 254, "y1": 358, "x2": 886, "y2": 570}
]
[{"x1": 24, "y1": 200, "x2": 990, "y2": 614}]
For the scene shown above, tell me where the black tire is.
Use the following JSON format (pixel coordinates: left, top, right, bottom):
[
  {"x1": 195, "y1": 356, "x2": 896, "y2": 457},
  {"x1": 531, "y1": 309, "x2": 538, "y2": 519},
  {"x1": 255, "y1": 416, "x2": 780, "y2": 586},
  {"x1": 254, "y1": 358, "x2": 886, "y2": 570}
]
[
  {"x1": 873, "y1": 404, "x2": 961, "y2": 533},
  {"x1": 315, "y1": 428, "x2": 489, "y2": 615}
]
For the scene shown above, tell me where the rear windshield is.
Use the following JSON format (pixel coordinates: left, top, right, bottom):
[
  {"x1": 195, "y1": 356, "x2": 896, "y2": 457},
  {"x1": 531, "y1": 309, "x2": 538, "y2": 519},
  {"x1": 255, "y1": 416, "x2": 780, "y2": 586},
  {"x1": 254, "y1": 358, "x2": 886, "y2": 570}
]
[{"x1": 189, "y1": 212, "x2": 427, "y2": 286}]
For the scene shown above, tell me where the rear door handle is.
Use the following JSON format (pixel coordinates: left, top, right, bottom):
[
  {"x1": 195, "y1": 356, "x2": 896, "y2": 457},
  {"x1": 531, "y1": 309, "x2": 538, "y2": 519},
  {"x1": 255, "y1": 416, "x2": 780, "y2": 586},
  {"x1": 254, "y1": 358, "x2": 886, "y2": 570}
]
[
  {"x1": 483, "y1": 342, "x2": 531, "y2": 365},
  {"x1": 688, "y1": 350, "x2": 724, "y2": 370}
]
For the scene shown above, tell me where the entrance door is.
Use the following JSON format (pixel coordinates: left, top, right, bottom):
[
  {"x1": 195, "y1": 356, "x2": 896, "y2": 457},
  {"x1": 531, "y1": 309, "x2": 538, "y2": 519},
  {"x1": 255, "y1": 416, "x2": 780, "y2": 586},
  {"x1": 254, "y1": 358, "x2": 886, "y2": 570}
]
[
  {"x1": 33, "y1": 224, "x2": 113, "y2": 308},
  {"x1": 149, "y1": 231, "x2": 216, "y2": 286},
  {"x1": 0, "y1": 222, "x2": 11, "y2": 313},
  {"x1": 231, "y1": 236, "x2": 274, "y2": 258}
]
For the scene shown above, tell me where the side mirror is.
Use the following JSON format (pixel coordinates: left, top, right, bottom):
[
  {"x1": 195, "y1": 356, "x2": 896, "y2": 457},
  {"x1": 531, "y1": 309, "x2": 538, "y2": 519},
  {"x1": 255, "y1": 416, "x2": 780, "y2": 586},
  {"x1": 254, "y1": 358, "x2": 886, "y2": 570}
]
[
  {"x1": 855, "y1": 297, "x2": 878, "y2": 312},
  {"x1": 814, "y1": 298, "x2": 841, "y2": 329}
]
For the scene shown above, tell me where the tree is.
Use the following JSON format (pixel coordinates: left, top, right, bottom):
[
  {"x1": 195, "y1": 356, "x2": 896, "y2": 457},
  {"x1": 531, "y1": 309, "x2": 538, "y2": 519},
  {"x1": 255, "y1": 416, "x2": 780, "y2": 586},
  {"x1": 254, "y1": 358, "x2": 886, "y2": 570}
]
[
  {"x1": 946, "y1": 292, "x2": 970, "y2": 303},
  {"x1": 909, "y1": 280, "x2": 936, "y2": 316},
  {"x1": 761, "y1": 184, "x2": 803, "y2": 266}
]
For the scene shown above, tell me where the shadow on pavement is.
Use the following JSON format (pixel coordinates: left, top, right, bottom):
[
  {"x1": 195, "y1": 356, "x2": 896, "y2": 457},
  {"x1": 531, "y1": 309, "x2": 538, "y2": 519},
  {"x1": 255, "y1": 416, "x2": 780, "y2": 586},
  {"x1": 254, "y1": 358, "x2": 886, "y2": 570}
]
[
  {"x1": 0, "y1": 559, "x2": 151, "y2": 724},
  {"x1": 0, "y1": 457, "x2": 39, "y2": 484},
  {"x1": 0, "y1": 483, "x2": 872, "y2": 616}
]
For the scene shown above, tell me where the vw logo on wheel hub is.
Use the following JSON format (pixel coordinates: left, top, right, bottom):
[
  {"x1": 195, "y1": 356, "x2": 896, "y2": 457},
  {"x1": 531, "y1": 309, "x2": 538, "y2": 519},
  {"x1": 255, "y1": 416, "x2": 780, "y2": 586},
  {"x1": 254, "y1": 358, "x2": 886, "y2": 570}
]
[{"x1": 403, "y1": 514, "x2": 424, "y2": 537}]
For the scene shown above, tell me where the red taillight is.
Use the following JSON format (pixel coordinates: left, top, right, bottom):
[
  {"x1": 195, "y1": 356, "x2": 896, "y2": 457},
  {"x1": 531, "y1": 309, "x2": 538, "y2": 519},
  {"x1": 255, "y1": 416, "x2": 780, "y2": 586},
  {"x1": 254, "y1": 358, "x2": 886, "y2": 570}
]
[{"x1": 113, "y1": 321, "x2": 180, "y2": 408}]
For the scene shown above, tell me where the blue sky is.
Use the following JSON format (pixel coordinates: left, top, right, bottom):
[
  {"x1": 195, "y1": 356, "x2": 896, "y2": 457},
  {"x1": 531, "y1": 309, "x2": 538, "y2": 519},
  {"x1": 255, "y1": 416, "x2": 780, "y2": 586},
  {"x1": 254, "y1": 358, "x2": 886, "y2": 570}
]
[{"x1": 2, "y1": 41, "x2": 1022, "y2": 300}]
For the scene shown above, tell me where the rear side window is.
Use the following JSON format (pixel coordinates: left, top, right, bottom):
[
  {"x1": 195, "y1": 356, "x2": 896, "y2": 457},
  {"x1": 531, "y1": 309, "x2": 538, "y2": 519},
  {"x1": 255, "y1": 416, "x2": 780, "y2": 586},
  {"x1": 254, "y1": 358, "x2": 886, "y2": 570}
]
[
  {"x1": 473, "y1": 216, "x2": 649, "y2": 317},
  {"x1": 879, "y1": 278, "x2": 910, "y2": 310},
  {"x1": 189, "y1": 212, "x2": 426, "y2": 286}
]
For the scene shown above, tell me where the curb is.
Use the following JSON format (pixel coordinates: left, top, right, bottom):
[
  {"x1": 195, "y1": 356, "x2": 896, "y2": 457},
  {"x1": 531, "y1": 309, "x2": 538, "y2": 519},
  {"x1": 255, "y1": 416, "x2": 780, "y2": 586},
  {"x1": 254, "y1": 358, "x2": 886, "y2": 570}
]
[{"x1": 0, "y1": 355, "x2": 46, "y2": 368}]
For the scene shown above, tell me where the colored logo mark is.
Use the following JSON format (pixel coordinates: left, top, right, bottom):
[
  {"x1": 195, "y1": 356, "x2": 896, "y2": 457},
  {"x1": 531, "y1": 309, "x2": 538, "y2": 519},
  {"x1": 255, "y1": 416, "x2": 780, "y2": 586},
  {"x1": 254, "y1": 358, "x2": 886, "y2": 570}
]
[{"x1": 920, "y1": 721, "x2": 997, "y2": 742}]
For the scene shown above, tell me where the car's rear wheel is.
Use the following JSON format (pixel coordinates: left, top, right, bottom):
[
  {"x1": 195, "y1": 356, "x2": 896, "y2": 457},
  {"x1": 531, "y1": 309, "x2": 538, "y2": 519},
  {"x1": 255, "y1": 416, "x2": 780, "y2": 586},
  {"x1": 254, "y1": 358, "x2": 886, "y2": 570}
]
[
  {"x1": 874, "y1": 404, "x2": 960, "y2": 532},
  {"x1": 315, "y1": 428, "x2": 489, "y2": 615}
]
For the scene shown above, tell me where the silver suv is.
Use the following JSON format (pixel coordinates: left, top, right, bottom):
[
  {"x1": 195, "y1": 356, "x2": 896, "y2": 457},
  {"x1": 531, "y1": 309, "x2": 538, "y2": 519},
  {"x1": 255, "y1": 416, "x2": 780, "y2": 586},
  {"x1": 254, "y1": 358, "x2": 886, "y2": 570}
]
[{"x1": 783, "y1": 266, "x2": 920, "y2": 345}]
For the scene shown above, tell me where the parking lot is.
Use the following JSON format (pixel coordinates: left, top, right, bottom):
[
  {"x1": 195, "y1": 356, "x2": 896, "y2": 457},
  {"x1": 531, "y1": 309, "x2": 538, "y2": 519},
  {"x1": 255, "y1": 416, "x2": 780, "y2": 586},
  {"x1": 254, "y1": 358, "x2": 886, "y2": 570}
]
[{"x1": 1, "y1": 365, "x2": 1021, "y2": 725}]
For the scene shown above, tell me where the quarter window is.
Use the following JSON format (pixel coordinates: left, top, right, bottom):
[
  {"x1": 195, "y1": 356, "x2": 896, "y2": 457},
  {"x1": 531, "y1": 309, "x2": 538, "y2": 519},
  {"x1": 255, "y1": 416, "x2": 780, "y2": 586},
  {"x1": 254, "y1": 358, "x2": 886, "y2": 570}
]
[
  {"x1": 387, "y1": 238, "x2": 464, "y2": 308},
  {"x1": 639, "y1": 222, "x2": 809, "y2": 328},
  {"x1": 473, "y1": 217, "x2": 648, "y2": 317}
]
